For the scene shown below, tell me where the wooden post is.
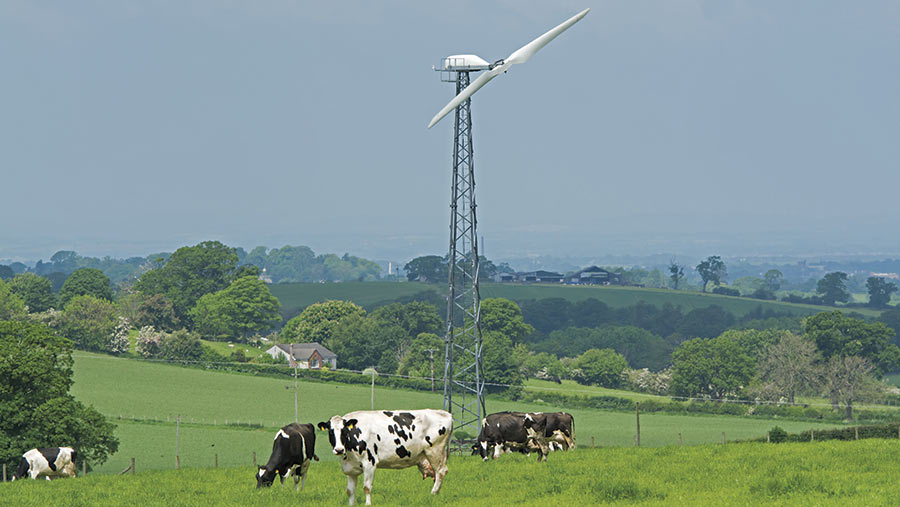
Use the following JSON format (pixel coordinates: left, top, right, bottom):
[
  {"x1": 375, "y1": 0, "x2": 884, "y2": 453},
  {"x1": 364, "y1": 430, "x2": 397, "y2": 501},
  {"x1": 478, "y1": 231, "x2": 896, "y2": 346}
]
[
  {"x1": 175, "y1": 415, "x2": 181, "y2": 469},
  {"x1": 371, "y1": 370, "x2": 376, "y2": 410},
  {"x1": 253, "y1": 451, "x2": 257, "y2": 466},
  {"x1": 83, "y1": 460, "x2": 87, "y2": 477},
  {"x1": 591, "y1": 436, "x2": 595, "y2": 448},
  {"x1": 131, "y1": 457, "x2": 135, "y2": 475},
  {"x1": 215, "y1": 454, "x2": 218, "y2": 468},
  {"x1": 3, "y1": 463, "x2": 6, "y2": 482},
  {"x1": 810, "y1": 429, "x2": 814, "y2": 442},
  {"x1": 679, "y1": 433, "x2": 682, "y2": 447},
  {"x1": 855, "y1": 426, "x2": 859, "y2": 440},
  {"x1": 722, "y1": 432, "x2": 726, "y2": 445},
  {"x1": 635, "y1": 402, "x2": 641, "y2": 447},
  {"x1": 767, "y1": 432, "x2": 770, "y2": 443}
]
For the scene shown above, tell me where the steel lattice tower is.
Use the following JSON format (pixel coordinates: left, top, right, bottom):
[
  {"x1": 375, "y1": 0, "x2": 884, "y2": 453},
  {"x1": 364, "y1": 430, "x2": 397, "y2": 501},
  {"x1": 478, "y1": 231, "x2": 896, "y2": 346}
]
[{"x1": 440, "y1": 69, "x2": 485, "y2": 442}]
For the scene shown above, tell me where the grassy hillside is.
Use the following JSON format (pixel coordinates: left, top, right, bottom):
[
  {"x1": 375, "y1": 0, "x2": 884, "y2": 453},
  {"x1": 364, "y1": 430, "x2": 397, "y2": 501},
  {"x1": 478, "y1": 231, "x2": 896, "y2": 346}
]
[
  {"x1": 70, "y1": 353, "x2": 844, "y2": 473},
  {"x1": 6, "y1": 440, "x2": 900, "y2": 505},
  {"x1": 270, "y1": 281, "x2": 869, "y2": 320}
]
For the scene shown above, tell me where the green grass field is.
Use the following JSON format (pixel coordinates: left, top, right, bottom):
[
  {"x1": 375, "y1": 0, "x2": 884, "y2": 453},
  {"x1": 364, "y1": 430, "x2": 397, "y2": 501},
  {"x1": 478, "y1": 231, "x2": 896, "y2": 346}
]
[
  {"x1": 71, "y1": 353, "x2": 847, "y2": 474},
  {"x1": 5, "y1": 440, "x2": 900, "y2": 505},
  {"x1": 269, "y1": 281, "x2": 875, "y2": 320}
]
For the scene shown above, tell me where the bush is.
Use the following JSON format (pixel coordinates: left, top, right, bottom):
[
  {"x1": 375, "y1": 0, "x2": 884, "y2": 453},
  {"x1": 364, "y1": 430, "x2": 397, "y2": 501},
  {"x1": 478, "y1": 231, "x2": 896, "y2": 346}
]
[
  {"x1": 768, "y1": 426, "x2": 788, "y2": 443},
  {"x1": 712, "y1": 287, "x2": 741, "y2": 297}
]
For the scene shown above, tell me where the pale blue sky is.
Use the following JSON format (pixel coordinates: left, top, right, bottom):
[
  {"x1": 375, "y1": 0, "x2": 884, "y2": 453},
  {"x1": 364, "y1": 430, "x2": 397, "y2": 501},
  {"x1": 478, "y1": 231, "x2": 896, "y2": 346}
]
[{"x1": 2, "y1": 1, "x2": 899, "y2": 262}]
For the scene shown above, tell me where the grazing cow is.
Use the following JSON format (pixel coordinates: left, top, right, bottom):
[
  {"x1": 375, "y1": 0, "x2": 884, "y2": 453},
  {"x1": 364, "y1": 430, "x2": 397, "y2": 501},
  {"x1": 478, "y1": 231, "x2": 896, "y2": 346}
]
[
  {"x1": 256, "y1": 423, "x2": 319, "y2": 490},
  {"x1": 317, "y1": 409, "x2": 452, "y2": 506},
  {"x1": 12, "y1": 447, "x2": 77, "y2": 481},
  {"x1": 473, "y1": 411, "x2": 546, "y2": 462},
  {"x1": 524, "y1": 412, "x2": 576, "y2": 457}
]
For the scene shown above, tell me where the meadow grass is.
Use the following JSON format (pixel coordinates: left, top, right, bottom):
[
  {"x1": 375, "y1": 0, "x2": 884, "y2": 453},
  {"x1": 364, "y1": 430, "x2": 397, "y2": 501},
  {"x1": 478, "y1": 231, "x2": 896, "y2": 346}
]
[
  {"x1": 270, "y1": 281, "x2": 867, "y2": 320},
  {"x1": 71, "y1": 353, "x2": 847, "y2": 474},
  {"x1": 5, "y1": 440, "x2": 900, "y2": 505}
]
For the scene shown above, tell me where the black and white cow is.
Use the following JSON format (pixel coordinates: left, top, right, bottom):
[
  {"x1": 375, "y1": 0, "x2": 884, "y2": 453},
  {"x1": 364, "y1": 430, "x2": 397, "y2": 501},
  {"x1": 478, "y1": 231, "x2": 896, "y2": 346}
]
[
  {"x1": 12, "y1": 447, "x2": 77, "y2": 481},
  {"x1": 317, "y1": 409, "x2": 452, "y2": 506},
  {"x1": 473, "y1": 411, "x2": 545, "y2": 462},
  {"x1": 524, "y1": 412, "x2": 576, "y2": 456},
  {"x1": 256, "y1": 423, "x2": 318, "y2": 490}
]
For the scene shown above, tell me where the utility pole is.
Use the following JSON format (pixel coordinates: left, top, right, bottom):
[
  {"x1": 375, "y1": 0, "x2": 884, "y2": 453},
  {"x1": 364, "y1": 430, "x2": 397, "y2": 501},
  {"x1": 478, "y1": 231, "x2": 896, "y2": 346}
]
[{"x1": 424, "y1": 348, "x2": 438, "y2": 392}]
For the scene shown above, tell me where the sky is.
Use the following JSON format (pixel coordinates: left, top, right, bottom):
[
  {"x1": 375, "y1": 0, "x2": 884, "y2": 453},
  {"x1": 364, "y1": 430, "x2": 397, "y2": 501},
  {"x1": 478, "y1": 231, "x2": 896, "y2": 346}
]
[{"x1": 2, "y1": 1, "x2": 899, "y2": 264}]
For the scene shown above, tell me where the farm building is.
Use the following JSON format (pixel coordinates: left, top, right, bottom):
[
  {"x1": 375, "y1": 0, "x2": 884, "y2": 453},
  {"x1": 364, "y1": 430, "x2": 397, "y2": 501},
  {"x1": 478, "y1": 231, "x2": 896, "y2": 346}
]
[
  {"x1": 567, "y1": 266, "x2": 624, "y2": 285},
  {"x1": 265, "y1": 343, "x2": 337, "y2": 369},
  {"x1": 497, "y1": 270, "x2": 564, "y2": 283}
]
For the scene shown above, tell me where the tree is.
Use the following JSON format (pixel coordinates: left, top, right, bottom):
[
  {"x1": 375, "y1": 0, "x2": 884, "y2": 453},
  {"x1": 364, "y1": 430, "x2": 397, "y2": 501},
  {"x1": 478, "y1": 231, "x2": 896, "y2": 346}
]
[
  {"x1": 756, "y1": 332, "x2": 818, "y2": 403},
  {"x1": 675, "y1": 305, "x2": 735, "y2": 339},
  {"x1": 866, "y1": 276, "x2": 898, "y2": 309},
  {"x1": 479, "y1": 298, "x2": 534, "y2": 344},
  {"x1": 0, "y1": 265, "x2": 13, "y2": 280},
  {"x1": 803, "y1": 311, "x2": 900, "y2": 374},
  {"x1": 0, "y1": 321, "x2": 118, "y2": 468},
  {"x1": 695, "y1": 256, "x2": 727, "y2": 292},
  {"x1": 404, "y1": 255, "x2": 447, "y2": 283},
  {"x1": 816, "y1": 272, "x2": 850, "y2": 305},
  {"x1": 573, "y1": 348, "x2": 629, "y2": 388},
  {"x1": 763, "y1": 269, "x2": 784, "y2": 292},
  {"x1": 878, "y1": 308, "x2": 900, "y2": 347},
  {"x1": 58, "y1": 268, "x2": 112, "y2": 307},
  {"x1": 396, "y1": 332, "x2": 445, "y2": 379},
  {"x1": 518, "y1": 298, "x2": 572, "y2": 335},
  {"x1": 191, "y1": 276, "x2": 282, "y2": 341},
  {"x1": 134, "y1": 241, "x2": 239, "y2": 324},
  {"x1": 59, "y1": 295, "x2": 119, "y2": 352},
  {"x1": 823, "y1": 355, "x2": 879, "y2": 420},
  {"x1": 8, "y1": 273, "x2": 56, "y2": 313},
  {"x1": 669, "y1": 334, "x2": 755, "y2": 400},
  {"x1": 0, "y1": 279, "x2": 27, "y2": 321},
  {"x1": 281, "y1": 300, "x2": 366, "y2": 343},
  {"x1": 480, "y1": 330, "x2": 525, "y2": 391},
  {"x1": 158, "y1": 329, "x2": 205, "y2": 361},
  {"x1": 136, "y1": 294, "x2": 180, "y2": 331},
  {"x1": 370, "y1": 302, "x2": 443, "y2": 340},
  {"x1": 327, "y1": 313, "x2": 407, "y2": 372},
  {"x1": 668, "y1": 260, "x2": 684, "y2": 290}
]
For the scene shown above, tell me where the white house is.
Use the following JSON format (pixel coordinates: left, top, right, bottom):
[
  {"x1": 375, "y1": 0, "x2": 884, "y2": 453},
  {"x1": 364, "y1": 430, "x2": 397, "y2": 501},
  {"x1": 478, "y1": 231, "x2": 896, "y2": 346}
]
[{"x1": 265, "y1": 343, "x2": 337, "y2": 369}]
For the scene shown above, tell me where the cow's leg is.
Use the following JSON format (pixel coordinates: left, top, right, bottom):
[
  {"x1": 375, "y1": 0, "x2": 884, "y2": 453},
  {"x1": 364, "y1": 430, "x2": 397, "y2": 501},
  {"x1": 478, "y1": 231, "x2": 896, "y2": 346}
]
[
  {"x1": 425, "y1": 443, "x2": 450, "y2": 495},
  {"x1": 346, "y1": 473, "x2": 359, "y2": 506},
  {"x1": 292, "y1": 464, "x2": 301, "y2": 491},
  {"x1": 299, "y1": 460, "x2": 311, "y2": 491},
  {"x1": 361, "y1": 463, "x2": 376, "y2": 505}
]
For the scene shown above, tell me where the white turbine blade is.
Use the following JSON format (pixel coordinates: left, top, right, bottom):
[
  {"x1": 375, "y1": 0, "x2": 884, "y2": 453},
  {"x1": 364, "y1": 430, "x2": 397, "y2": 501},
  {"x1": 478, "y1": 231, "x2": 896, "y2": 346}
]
[
  {"x1": 427, "y1": 66, "x2": 505, "y2": 129},
  {"x1": 428, "y1": 8, "x2": 589, "y2": 129},
  {"x1": 506, "y1": 8, "x2": 590, "y2": 65}
]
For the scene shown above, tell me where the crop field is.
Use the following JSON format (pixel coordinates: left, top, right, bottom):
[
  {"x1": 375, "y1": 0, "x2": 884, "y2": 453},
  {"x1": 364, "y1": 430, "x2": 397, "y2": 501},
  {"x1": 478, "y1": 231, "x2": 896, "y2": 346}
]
[
  {"x1": 70, "y1": 353, "x2": 846, "y2": 474},
  {"x1": 269, "y1": 281, "x2": 864, "y2": 321},
  {"x1": 5, "y1": 440, "x2": 900, "y2": 505}
]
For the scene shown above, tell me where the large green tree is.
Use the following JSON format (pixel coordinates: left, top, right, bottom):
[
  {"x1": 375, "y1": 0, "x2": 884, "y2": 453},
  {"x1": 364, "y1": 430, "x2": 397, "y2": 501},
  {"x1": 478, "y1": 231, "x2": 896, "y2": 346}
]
[
  {"x1": 668, "y1": 261, "x2": 684, "y2": 290},
  {"x1": 803, "y1": 311, "x2": 900, "y2": 374},
  {"x1": 8, "y1": 273, "x2": 56, "y2": 313},
  {"x1": 866, "y1": 276, "x2": 898, "y2": 309},
  {"x1": 763, "y1": 269, "x2": 784, "y2": 292},
  {"x1": 669, "y1": 334, "x2": 756, "y2": 399},
  {"x1": 695, "y1": 256, "x2": 727, "y2": 292},
  {"x1": 878, "y1": 308, "x2": 900, "y2": 347},
  {"x1": 573, "y1": 348, "x2": 629, "y2": 388},
  {"x1": 480, "y1": 298, "x2": 534, "y2": 344},
  {"x1": 0, "y1": 321, "x2": 118, "y2": 468},
  {"x1": 326, "y1": 313, "x2": 407, "y2": 372},
  {"x1": 370, "y1": 302, "x2": 443, "y2": 340},
  {"x1": 0, "y1": 265, "x2": 13, "y2": 280},
  {"x1": 281, "y1": 300, "x2": 366, "y2": 343},
  {"x1": 404, "y1": 255, "x2": 447, "y2": 283},
  {"x1": 59, "y1": 295, "x2": 119, "y2": 352},
  {"x1": 58, "y1": 268, "x2": 112, "y2": 307},
  {"x1": 816, "y1": 272, "x2": 850, "y2": 305},
  {"x1": 191, "y1": 276, "x2": 282, "y2": 341},
  {"x1": 396, "y1": 332, "x2": 445, "y2": 380},
  {"x1": 134, "y1": 241, "x2": 239, "y2": 325},
  {"x1": 0, "y1": 280, "x2": 27, "y2": 321}
]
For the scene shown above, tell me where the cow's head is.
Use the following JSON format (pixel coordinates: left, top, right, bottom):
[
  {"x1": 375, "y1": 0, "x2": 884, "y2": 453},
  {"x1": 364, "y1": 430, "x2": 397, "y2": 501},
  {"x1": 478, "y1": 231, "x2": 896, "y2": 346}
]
[
  {"x1": 523, "y1": 413, "x2": 547, "y2": 438},
  {"x1": 256, "y1": 466, "x2": 276, "y2": 488},
  {"x1": 317, "y1": 415, "x2": 359, "y2": 456},
  {"x1": 474, "y1": 439, "x2": 494, "y2": 461},
  {"x1": 12, "y1": 457, "x2": 30, "y2": 481}
]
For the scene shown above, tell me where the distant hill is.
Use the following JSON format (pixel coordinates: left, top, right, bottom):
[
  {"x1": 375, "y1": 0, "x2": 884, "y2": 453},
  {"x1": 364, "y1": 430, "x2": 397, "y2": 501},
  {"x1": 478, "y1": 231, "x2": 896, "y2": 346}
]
[{"x1": 269, "y1": 282, "x2": 875, "y2": 321}]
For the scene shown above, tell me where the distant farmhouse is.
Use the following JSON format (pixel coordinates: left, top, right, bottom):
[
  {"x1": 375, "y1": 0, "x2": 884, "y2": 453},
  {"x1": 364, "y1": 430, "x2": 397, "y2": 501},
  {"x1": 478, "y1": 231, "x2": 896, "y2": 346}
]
[
  {"x1": 497, "y1": 265, "x2": 624, "y2": 285},
  {"x1": 265, "y1": 343, "x2": 337, "y2": 369}
]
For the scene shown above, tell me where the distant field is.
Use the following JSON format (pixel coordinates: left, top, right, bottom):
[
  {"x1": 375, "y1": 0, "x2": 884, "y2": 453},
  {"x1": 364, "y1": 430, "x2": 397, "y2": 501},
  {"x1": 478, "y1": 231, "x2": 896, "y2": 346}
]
[
  {"x1": 269, "y1": 281, "x2": 866, "y2": 320},
  {"x1": 71, "y1": 353, "x2": 845, "y2": 473},
  {"x1": 6, "y1": 440, "x2": 900, "y2": 505}
]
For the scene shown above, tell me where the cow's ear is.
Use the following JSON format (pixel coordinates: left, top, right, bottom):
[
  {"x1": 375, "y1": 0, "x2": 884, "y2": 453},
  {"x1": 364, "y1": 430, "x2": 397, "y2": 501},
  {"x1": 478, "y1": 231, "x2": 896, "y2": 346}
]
[
  {"x1": 317, "y1": 422, "x2": 330, "y2": 431},
  {"x1": 345, "y1": 418, "x2": 358, "y2": 430}
]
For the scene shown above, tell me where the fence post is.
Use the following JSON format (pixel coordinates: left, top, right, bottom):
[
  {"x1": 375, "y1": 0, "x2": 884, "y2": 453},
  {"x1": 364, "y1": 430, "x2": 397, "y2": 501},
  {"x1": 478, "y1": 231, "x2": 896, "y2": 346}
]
[
  {"x1": 253, "y1": 451, "x2": 257, "y2": 467},
  {"x1": 176, "y1": 415, "x2": 181, "y2": 469},
  {"x1": 679, "y1": 433, "x2": 682, "y2": 447},
  {"x1": 810, "y1": 429, "x2": 814, "y2": 442},
  {"x1": 722, "y1": 432, "x2": 726, "y2": 445},
  {"x1": 635, "y1": 402, "x2": 641, "y2": 447},
  {"x1": 215, "y1": 454, "x2": 218, "y2": 468},
  {"x1": 855, "y1": 426, "x2": 859, "y2": 440},
  {"x1": 83, "y1": 461, "x2": 87, "y2": 477},
  {"x1": 767, "y1": 432, "x2": 770, "y2": 443},
  {"x1": 590, "y1": 437, "x2": 595, "y2": 448},
  {"x1": 3, "y1": 463, "x2": 6, "y2": 482},
  {"x1": 131, "y1": 457, "x2": 135, "y2": 475}
]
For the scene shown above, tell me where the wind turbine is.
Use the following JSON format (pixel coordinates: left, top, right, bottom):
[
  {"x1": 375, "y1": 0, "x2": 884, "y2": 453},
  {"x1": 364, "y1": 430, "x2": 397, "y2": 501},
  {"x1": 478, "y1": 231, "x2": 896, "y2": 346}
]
[{"x1": 429, "y1": 8, "x2": 589, "y2": 443}]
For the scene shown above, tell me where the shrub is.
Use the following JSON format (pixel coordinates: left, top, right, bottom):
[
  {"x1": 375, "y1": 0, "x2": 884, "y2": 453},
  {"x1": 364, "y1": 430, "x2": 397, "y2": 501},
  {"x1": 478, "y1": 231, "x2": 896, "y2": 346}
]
[{"x1": 769, "y1": 426, "x2": 788, "y2": 443}]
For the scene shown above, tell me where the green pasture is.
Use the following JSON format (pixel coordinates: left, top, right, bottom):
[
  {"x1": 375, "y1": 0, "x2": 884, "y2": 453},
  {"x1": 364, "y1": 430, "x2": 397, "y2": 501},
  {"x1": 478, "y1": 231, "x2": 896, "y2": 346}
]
[
  {"x1": 71, "y1": 353, "x2": 846, "y2": 474},
  {"x1": 6, "y1": 440, "x2": 900, "y2": 505},
  {"x1": 270, "y1": 281, "x2": 872, "y2": 321}
]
